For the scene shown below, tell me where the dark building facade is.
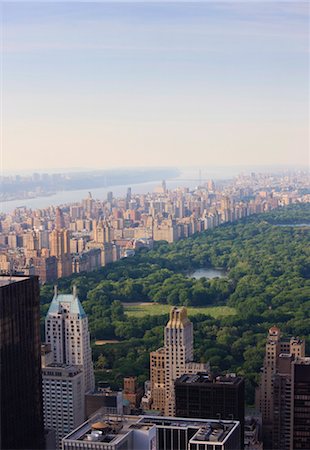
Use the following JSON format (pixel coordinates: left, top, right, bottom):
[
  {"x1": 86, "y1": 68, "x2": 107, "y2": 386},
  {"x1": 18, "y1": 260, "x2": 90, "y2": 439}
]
[
  {"x1": 175, "y1": 373, "x2": 245, "y2": 445},
  {"x1": 85, "y1": 384, "x2": 123, "y2": 418},
  {"x1": 0, "y1": 275, "x2": 44, "y2": 449},
  {"x1": 293, "y1": 359, "x2": 310, "y2": 450}
]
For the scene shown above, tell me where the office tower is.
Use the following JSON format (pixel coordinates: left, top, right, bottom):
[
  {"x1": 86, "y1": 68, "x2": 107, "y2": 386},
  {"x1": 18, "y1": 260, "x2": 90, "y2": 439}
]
[
  {"x1": 55, "y1": 207, "x2": 65, "y2": 230},
  {"x1": 0, "y1": 275, "x2": 44, "y2": 450},
  {"x1": 256, "y1": 326, "x2": 306, "y2": 449},
  {"x1": 175, "y1": 373, "x2": 245, "y2": 445},
  {"x1": 164, "y1": 307, "x2": 193, "y2": 416},
  {"x1": 150, "y1": 307, "x2": 210, "y2": 416},
  {"x1": 82, "y1": 192, "x2": 95, "y2": 217},
  {"x1": 49, "y1": 228, "x2": 72, "y2": 278},
  {"x1": 107, "y1": 191, "x2": 113, "y2": 203},
  {"x1": 207, "y1": 179, "x2": 215, "y2": 192},
  {"x1": 272, "y1": 354, "x2": 294, "y2": 450},
  {"x1": 162, "y1": 179, "x2": 167, "y2": 193},
  {"x1": 63, "y1": 414, "x2": 241, "y2": 450},
  {"x1": 45, "y1": 286, "x2": 95, "y2": 392},
  {"x1": 38, "y1": 229, "x2": 50, "y2": 249},
  {"x1": 292, "y1": 357, "x2": 310, "y2": 449},
  {"x1": 70, "y1": 205, "x2": 83, "y2": 220},
  {"x1": 150, "y1": 347, "x2": 166, "y2": 412},
  {"x1": 272, "y1": 355, "x2": 310, "y2": 450},
  {"x1": 126, "y1": 187, "x2": 132, "y2": 207},
  {"x1": 42, "y1": 363, "x2": 85, "y2": 448}
]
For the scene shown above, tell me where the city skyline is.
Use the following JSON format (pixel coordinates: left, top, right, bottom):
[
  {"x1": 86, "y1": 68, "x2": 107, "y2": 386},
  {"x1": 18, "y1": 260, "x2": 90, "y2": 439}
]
[{"x1": 2, "y1": 2, "x2": 309, "y2": 172}]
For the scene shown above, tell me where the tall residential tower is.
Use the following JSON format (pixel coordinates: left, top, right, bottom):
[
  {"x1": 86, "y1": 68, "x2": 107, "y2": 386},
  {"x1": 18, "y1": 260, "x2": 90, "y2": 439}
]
[
  {"x1": 45, "y1": 286, "x2": 95, "y2": 393},
  {"x1": 256, "y1": 326, "x2": 307, "y2": 449}
]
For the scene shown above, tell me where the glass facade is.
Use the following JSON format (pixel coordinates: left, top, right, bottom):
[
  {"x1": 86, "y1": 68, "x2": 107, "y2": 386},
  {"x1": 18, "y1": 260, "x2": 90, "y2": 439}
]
[{"x1": 0, "y1": 276, "x2": 44, "y2": 449}]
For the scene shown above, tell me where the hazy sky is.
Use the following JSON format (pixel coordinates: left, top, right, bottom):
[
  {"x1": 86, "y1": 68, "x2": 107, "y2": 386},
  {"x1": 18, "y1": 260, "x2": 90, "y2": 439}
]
[{"x1": 2, "y1": 1, "x2": 309, "y2": 172}]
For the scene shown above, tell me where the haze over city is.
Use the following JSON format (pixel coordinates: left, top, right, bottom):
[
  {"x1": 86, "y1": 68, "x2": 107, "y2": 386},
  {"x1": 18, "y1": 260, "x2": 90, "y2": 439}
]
[
  {"x1": 1, "y1": 3, "x2": 310, "y2": 450},
  {"x1": 2, "y1": 1, "x2": 309, "y2": 172}
]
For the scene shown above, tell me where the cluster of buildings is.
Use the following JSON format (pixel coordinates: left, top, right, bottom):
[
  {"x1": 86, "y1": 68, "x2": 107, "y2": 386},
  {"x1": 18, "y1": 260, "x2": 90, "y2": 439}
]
[
  {"x1": 0, "y1": 171, "x2": 309, "y2": 283},
  {"x1": 0, "y1": 275, "x2": 309, "y2": 450}
]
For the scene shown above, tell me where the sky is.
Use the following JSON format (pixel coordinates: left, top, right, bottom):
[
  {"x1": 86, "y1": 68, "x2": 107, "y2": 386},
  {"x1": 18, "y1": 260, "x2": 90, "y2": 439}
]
[{"x1": 1, "y1": 1, "x2": 309, "y2": 173}]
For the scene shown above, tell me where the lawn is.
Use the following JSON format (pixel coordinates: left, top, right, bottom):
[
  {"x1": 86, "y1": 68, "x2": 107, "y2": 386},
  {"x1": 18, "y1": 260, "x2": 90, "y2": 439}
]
[{"x1": 123, "y1": 302, "x2": 236, "y2": 318}]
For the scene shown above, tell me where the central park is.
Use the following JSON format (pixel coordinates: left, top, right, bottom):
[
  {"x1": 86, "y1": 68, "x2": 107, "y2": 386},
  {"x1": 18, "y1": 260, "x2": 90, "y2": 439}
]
[{"x1": 40, "y1": 203, "x2": 310, "y2": 404}]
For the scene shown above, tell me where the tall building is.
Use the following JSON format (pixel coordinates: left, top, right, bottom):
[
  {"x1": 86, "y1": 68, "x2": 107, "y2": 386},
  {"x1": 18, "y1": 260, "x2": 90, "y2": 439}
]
[
  {"x1": 63, "y1": 413, "x2": 241, "y2": 450},
  {"x1": 49, "y1": 228, "x2": 72, "y2": 278},
  {"x1": 0, "y1": 275, "x2": 44, "y2": 450},
  {"x1": 123, "y1": 376, "x2": 143, "y2": 411},
  {"x1": 42, "y1": 363, "x2": 85, "y2": 448},
  {"x1": 32, "y1": 254, "x2": 57, "y2": 284},
  {"x1": 292, "y1": 357, "x2": 310, "y2": 450},
  {"x1": 175, "y1": 373, "x2": 245, "y2": 445},
  {"x1": 45, "y1": 286, "x2": 95, "y2": 392},
  {"x1": 150, "y1": 307, "x2": 210, "y2": 416},
  {"x1": 256, "y1": 326, "x2": 306, "y2": 449},
  {"x1": 150, "y1": 347, "x2": 166, "y2": 412},
  {"x1": 55, "y1": 207, "x2": 65, "y2": 230},
  {"x1": 272, "y1": 353, "x2": 294, "y2": 450}
]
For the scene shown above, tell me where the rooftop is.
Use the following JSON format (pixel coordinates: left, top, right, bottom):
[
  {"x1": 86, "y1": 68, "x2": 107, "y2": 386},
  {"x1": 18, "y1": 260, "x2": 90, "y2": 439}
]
[
  {"x1": 63, "y1": 414, "x2": 239, "y2": 446},
  {"x1": 47, "y1": 287, "x2": 86, "y2": 318},
  {"x1": 42, "y1": 363, "x2": 82, "y2": 377},
  {"x1": 176, "y1": 372, "x2": 243, "y2": 386},
  {"x1": 0, "y1": 275, "x2": 30, "y2": 287},
  {"x1": 295, "y1": 357, "x2": 310, "y2": 365}
]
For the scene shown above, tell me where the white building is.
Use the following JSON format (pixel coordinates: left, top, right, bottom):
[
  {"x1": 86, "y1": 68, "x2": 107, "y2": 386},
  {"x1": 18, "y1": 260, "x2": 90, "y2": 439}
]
[
  {"x1": 62, "y1": 414, "x2": 241, "y2": 450},
  {"x1": 42, "y1": 364, "x2": 85, "y2": 448},
  {"x1": 45, "y1": 286, "x2": 95, "y2": 393}
]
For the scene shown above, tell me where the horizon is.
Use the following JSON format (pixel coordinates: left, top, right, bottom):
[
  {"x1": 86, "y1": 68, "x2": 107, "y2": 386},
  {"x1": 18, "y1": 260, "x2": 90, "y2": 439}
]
[{"x1": 1, "y1": 163, "x2": 309, "y2": 178}]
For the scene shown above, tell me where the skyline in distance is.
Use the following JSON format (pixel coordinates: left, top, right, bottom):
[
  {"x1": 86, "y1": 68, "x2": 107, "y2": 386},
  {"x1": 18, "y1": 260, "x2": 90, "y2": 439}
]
[{"x1": 2, "y1": 1, "x2": 309, "y2": 172}]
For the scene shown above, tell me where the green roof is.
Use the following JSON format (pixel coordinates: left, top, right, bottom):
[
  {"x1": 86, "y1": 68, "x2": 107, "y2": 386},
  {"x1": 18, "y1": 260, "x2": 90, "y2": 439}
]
[{"x1": 47, "y1": 293, "x2": 86, "y2": 318}]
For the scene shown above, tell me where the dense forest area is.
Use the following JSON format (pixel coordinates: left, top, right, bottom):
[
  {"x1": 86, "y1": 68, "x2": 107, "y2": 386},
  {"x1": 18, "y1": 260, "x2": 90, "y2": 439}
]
[{"x1": 40, "y1": 203, "x2": 310, "y2": 404}]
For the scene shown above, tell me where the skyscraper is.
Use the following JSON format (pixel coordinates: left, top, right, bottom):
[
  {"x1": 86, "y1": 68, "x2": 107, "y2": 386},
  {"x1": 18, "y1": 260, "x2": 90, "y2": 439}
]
[
  {"x1": 150, "y1": 307, "x2": 210, "y2": 416},
  {"x1": 49, "y1": 228, "x2": 72, "y2": 278},
  {"x1": 42, "y1": 362, "x2": 85, "y2": 448},
  {"x1": 45, "y1": 286, "x2": 95, "y2": 393},
  {"x1": 175, "y1": 373, "x2": 245, "y2": 446},
  {"x1": 0, "y1": 275, "x2": 44, "y2": 450},
  {"x1": 292, "y1": 357, "x2": 310, "y2": 449},
  {"x1": 256, "y1": 326, "x2": 306, "y2": 449},
  {"x1": 55, "y1": 207, "x2": 65, "y2": 231}
]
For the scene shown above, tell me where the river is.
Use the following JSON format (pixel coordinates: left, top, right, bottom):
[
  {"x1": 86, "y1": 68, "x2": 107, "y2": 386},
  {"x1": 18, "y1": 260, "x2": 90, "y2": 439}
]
[
  {"x1": 0, "y1": 176, "x2": 203, "y2": 213},
  {"x1": 0, "y1": 165, "x2": 254, "y2": 213},
  {"x1": 0, "y1": 180, "x2": 161, "y2": 213}
]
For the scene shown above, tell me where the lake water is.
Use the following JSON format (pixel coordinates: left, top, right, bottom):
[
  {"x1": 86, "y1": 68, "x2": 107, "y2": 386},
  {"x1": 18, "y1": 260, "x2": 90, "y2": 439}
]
[{"x1": 189, "y1": 268, "x2": 227, "y2": 279}]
